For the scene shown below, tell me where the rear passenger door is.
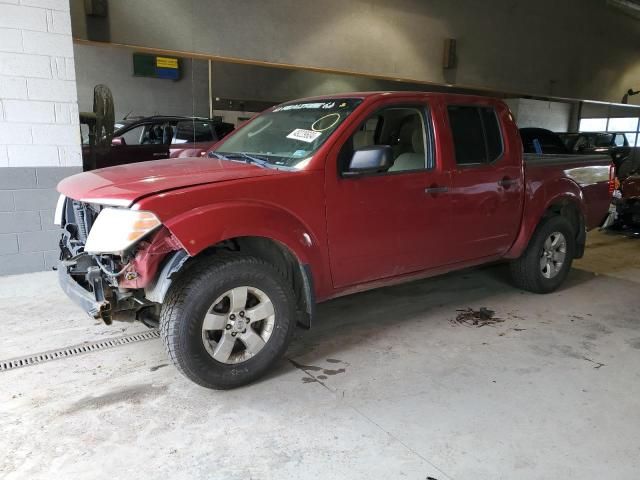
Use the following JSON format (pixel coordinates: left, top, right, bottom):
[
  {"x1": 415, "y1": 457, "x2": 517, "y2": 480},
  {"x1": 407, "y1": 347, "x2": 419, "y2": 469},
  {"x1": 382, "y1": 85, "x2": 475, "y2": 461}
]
[{"x1": 446, "y1": 103, "x2": 524, "y2": 261}]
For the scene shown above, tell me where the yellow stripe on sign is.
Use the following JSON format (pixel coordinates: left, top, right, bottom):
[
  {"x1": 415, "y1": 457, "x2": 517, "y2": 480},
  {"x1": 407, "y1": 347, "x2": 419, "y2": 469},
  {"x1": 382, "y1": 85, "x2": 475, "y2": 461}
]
[{"x1": 156, "y1": 56, "x2": 178, "y2": 69}]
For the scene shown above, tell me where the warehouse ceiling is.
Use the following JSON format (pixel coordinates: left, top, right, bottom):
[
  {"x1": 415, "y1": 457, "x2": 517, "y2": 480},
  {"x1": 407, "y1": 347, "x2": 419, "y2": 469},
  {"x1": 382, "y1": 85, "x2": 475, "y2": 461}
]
[{"x1": 608, "y1": 0, "x2": 640, "y2": 19}]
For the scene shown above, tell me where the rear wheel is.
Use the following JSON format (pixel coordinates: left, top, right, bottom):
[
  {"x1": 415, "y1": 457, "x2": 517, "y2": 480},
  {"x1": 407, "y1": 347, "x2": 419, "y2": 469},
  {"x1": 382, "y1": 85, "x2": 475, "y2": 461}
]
[
  {"x1": 160, "y1": 255, "x2": 296, "y2": 389},
  {"x1": 510, "y1": 215, "x2": 576, "y2": 293}
]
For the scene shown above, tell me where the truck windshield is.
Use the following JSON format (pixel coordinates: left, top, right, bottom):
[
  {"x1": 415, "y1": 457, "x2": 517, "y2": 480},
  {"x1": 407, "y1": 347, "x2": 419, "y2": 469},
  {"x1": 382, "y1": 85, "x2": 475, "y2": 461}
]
[{"x1": 212, "y1": 98, "x2": 362, "y2": 168}]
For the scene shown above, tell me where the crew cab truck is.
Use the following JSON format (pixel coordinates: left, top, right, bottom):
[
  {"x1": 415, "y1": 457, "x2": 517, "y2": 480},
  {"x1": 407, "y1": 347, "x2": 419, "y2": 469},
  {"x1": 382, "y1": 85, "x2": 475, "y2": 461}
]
[{"x1": 56, "y1": 92, "x2": 614, "y2": 389}]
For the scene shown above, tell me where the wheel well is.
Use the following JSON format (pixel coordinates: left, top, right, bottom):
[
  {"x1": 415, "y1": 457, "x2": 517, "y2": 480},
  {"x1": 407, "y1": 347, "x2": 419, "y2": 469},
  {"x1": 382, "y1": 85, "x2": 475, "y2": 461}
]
[
  {"x1": 544, "y1": 200, "x2": 586, "y2": 258},
  {"x1": 200, "y1": 236, "x2": 313, "y2": 328}
]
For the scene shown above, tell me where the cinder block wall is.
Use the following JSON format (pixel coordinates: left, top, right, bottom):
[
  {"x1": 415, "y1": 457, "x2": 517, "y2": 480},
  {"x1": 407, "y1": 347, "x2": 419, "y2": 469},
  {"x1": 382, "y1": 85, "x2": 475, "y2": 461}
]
[
  {"x1": 504, "y1": 98, "x2": 573, "y2": 132},
  {"x1": 0, "y1": 166, "x2": 80, "y2": 274},
  {"x1": 0, "y1": 0, "x2": 82, "y2": 275}
]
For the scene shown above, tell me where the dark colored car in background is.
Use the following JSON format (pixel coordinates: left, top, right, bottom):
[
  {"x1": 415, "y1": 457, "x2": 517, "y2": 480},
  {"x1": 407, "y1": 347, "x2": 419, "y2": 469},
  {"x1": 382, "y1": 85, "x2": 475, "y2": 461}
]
[
  {"x1": 519, "y1": 127, "x2": 571, "y2": 155},
  {"x1": 524, "y1": 130, "x2": 640, "y2": 229},
  {"x1": 558, "y1": 131, "x2": 632, "y2": 174},
  {"x1": 614, "y1": 174, "x2": 640, "y2": 227},
  {"x1": 558, "y1": 131, "x2": 629, "y2": 153},
  {"x1": 82, "y1": 116, "x2": 234, "y2": 170},
  {"x1": 520, "y1": 128, "x2": 638, "y2": 176}
]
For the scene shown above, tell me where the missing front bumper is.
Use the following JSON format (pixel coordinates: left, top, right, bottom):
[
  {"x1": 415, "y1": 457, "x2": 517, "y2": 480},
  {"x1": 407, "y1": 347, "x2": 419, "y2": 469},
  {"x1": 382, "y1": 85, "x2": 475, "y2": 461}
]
[{"x1": 57, "y1": 264, "x2": 112, "y2": 324}]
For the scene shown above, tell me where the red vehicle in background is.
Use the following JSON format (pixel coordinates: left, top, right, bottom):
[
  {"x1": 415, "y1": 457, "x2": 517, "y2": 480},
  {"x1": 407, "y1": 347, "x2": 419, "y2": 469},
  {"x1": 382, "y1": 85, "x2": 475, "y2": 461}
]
[
  {"x1": 612, "y1": 174, "x2": 640, "y2": 227},
  {"x1": 82, "y1": 116, "x2": 234, "y2": 170},
  {"x1": 57, "y1": 92, "x2": 614, "y2": 389}
]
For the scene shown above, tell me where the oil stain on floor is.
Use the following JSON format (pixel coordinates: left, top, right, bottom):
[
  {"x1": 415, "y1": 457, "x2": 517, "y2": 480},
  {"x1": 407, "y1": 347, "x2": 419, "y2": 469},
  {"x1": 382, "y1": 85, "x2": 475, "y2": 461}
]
[
  {"x1": 289, "y1": 358, "x2": 348, "y2": 384},
  {"x1": 65, "y1": 384, "x2": 168, "y2": 414}
]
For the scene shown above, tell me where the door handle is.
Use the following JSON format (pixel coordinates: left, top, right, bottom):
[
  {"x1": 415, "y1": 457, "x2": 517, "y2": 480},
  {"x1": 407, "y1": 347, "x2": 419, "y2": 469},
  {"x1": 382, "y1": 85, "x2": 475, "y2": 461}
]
[
  {"x1": 424, "y1": 185, "x2": 449, "y2": 194},
  {"x1": 498, "y1": 177, "x2": 516, "y2": 188},
  {"x1": 153, "y1": 152, "x2": 167, "y2": 157}
]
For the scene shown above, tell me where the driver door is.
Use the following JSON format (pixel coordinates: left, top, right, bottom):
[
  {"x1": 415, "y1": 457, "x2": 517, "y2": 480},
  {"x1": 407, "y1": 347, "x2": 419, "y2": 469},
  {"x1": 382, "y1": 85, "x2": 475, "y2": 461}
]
[{"x1": 325, "y1": 102, "x2": 453, "y2": 289}]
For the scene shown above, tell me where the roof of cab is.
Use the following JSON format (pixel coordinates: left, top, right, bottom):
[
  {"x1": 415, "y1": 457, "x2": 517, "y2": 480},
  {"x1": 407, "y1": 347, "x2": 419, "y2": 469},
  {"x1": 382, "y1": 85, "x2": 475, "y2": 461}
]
[{"x1": 276, "y1": 91, "x2": 499, "y2": 105}]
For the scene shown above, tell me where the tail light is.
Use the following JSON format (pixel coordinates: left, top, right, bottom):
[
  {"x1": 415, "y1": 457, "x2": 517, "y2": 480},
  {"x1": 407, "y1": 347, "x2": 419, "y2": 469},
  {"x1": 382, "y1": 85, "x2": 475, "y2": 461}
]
[{"x1": 608, "y1": 164, "x2": 616, "y2": 197}]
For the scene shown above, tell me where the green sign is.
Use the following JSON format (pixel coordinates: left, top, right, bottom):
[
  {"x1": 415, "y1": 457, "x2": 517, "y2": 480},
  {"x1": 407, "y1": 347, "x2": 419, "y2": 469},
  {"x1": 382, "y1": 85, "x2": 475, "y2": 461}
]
[{"x1": 133, "y1": 53, "x2": 181, "y2": 80}]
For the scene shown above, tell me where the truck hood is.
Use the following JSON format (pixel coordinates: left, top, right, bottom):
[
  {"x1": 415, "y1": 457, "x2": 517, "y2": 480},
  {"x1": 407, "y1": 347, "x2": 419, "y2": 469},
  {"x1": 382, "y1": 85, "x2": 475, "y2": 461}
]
[{"x1": 57, "y1": 156, "x2": 282, "y2": 206}]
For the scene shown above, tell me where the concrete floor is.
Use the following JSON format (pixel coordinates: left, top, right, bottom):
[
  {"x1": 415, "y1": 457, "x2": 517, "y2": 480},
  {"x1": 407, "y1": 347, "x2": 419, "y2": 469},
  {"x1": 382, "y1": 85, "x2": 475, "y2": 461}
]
[{"x1": 1, "y1": 230, "x2": 639, "y2": 480}]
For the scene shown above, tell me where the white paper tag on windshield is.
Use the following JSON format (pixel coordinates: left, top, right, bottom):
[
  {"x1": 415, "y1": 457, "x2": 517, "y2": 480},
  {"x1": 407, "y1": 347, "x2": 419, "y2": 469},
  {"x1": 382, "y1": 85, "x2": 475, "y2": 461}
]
[{"x1": 287, "y1": 129, "x2": 321, "y2": 143}]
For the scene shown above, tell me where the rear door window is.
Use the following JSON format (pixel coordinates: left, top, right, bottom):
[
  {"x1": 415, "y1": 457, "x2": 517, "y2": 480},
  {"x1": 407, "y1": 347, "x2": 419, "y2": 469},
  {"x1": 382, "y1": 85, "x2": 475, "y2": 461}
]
[
  {"x1": 448, "y1": 105, "x2": 503, "y2": 165},
  {"x1": 481, "y1": 107, "x2": 503, "y2": 161},
  {"x1": 174, "y1": 121, "x2": 194, "y2": 144},
  {"x1": 194, "y1": 121, "x2": 215, "y2": 142},
  {"x1": 174, "y1": 120, "x2": 216, "y2": 144},
  {"x1": 214, "y1": 122, "x2": 235, "y2": 139}
]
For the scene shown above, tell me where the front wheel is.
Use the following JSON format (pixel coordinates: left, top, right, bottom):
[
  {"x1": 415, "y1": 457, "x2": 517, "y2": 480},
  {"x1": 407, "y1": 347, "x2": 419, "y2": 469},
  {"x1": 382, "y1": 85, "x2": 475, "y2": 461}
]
[
  {"x1": 509, "y1": 215, "x2": 576, "y2": 293},
  {"x1": 160, "y1": 255, "x2": 297, "y2": 389}
]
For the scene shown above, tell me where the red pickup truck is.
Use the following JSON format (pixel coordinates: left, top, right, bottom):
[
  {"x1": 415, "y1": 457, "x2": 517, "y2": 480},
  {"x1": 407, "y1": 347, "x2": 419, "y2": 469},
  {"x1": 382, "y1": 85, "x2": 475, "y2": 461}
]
[{"x1": 56, "y1": 92, "x2": 614, "y2": 389}]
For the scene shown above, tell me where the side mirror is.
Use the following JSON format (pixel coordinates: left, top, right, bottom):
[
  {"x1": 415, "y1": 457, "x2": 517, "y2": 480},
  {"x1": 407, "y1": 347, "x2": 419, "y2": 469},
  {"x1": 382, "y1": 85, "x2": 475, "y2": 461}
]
[
  {"x1": 111, "y1": 137, "x2": 125, "y2": 146},
  {"x1": 343, "y1": 145, "x2": 393, "y2": 177}
]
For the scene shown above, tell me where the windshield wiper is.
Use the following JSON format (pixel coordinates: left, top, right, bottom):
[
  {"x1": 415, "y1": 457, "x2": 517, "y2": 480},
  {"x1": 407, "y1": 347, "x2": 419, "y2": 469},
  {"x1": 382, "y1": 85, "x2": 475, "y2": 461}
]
[
  {"x1": 208, "y1": 151, "x2": 228, "y2": 160},
  {"x1": 210, "y1": 151, "x2": 274, "y2": 168}
]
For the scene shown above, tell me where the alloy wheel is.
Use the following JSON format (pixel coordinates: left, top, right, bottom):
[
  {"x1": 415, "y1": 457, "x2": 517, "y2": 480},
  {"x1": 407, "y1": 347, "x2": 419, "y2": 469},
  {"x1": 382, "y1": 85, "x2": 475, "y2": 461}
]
[
  {"x1": 540, "y1": 231, "x2": 567, "y2": 279},
  {"x1": 201, "y1": 286, "x2": 275, "y2": 364}
]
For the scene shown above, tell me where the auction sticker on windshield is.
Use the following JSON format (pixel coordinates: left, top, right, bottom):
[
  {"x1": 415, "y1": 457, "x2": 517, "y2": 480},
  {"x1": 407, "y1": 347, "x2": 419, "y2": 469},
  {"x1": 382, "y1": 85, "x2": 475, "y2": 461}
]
[{"x1": 287, "y1": 129, "x2": 322, "y2": 143}]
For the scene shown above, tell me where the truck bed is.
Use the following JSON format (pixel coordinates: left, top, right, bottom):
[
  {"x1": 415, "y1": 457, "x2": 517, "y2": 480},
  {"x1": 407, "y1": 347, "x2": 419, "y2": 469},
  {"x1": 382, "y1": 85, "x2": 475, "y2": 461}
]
[{"x1": 524, "y1": 153, "x2": 612, "y2": 229}]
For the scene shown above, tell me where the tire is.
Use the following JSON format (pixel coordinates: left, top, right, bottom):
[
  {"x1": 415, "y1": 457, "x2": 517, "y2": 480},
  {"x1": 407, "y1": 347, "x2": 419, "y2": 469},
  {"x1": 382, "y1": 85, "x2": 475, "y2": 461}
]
[
  {"x1": 160, "y1": 255, "x2": 296, "y2": 389},
  {"x1": 509, "y1": 215, "x2": 576, "y2": 294}
]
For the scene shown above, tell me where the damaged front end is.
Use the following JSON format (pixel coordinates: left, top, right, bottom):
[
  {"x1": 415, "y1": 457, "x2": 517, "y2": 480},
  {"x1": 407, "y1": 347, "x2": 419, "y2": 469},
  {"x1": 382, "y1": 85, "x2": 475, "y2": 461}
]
[{"x1": 57, "y1": 197, "x2": 186, "y2": 325}]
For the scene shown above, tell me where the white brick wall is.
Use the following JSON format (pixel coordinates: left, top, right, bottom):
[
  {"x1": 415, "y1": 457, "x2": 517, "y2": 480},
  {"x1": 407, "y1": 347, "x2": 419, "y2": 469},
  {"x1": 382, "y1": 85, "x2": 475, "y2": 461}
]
[
  {"x1": 505, "y1": 98, "x2": 572, "y2": 132},
  {"x1": 0, "y1": 4, "x2": 48, "y2": 31},
  {"x1": 4, "y1": 99, "x2": 55, "y2": 123},
  {"x1": 0, "y1": 0, "x2": 81, "y2": 168},
  {"x1": 0, "y1": 146, "x2": 8, "y2": 167},
  {"x1": 7, "y1": 145, "x2": 59, "y2": 165},
  {"x1": 0, "y1": 77, "x2": 28, "y2": 99},
  {"x1": 0, "y1": 27, "x2": 23, "y2": 52}
]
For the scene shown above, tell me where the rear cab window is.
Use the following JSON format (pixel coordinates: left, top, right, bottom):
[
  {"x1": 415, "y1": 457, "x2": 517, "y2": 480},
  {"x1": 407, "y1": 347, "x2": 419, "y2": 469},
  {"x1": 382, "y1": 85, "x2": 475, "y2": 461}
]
[{"x1": 447, "y1": 105, "x2": 503, "y2": 165}]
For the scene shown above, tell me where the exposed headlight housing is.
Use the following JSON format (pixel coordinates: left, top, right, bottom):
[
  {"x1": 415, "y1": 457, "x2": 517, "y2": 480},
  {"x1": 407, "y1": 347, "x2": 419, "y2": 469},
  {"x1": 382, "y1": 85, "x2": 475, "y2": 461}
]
[{"x1": 84, "y1": 208, "x2": 162, "y2": 255}]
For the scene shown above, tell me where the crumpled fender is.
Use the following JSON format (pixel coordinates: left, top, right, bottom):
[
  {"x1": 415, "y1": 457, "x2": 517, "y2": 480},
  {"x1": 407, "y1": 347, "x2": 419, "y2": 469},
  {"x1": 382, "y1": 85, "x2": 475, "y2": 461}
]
[
  {"x1": 163, "y1": 200, "x2": 328, "y2": 288},
  {"x1": 505, "y1": 176, "x2": 586, "y2": 259},
  {"x1": 119, "y1": 227, "x2": 183, "y2": 289}
]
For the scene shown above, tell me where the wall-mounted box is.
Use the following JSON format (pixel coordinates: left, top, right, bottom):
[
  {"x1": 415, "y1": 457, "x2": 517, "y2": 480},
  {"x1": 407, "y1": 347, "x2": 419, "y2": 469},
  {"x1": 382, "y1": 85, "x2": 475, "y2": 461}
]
[{"x1": 132, "y1": 53, "x2": 182, "y2": 81}]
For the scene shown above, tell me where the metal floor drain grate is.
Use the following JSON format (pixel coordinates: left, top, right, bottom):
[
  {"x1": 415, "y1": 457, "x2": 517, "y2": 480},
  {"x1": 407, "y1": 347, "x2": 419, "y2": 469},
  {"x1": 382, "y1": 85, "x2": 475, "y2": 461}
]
[{"x1": 0, "y1": 329, "x2": 160, "y2": 372}]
